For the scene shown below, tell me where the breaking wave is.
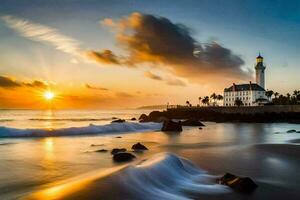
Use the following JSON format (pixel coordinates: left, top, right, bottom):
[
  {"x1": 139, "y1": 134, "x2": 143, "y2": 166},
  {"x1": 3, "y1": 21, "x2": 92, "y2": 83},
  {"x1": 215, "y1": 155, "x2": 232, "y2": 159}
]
[
  {"x1": 29, "y1": 153, "x2": 230, "y2": 200},
  {"x1": 115, "y1": 153, "x2": 230, "y2": 200},
  {"x1": 0, "y1": 122, "x2": 161, "y2": 137}
]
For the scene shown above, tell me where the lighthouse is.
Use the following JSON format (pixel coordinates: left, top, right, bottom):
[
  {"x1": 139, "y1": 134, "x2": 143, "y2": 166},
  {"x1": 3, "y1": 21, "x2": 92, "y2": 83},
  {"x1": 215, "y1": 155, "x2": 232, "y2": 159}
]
[{"x1": 255, "y1": 53, "x2": 266, "y2": 89}]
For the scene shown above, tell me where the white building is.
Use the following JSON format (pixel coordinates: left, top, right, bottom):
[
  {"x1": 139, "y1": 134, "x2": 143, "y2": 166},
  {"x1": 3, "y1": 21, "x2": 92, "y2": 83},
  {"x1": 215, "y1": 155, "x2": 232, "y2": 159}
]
[{"x1": 223, "y1": 54, "x2": 268, "y2": 106}]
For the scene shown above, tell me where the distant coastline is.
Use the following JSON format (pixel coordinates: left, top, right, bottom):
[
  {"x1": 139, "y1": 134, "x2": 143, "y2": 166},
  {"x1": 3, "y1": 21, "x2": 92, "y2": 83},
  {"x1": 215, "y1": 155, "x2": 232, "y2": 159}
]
[{"x1": 137, "y1": 105, "x2": 167, "y2": 110}]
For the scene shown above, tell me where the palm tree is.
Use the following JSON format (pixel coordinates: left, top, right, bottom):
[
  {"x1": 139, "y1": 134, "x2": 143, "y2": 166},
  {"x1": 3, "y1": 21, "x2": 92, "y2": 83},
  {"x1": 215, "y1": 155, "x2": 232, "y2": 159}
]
[
  {"x1": 210, "y1": 93, "x2": 217, "y2": 106},
  {"x1": 202, "y1": 96, "x2": 210, "y2": 106},
  {"x1": 274, "y1": 92, "x2": 279, "y2": 99},
  {"x1": 265, "y1": 90, "x2": 274, "y2": 101},
  {"x1": 186, "y1": 101, "x2": 190, "y2": 107},
  {"x1": 287, "y1": 93, "x2": 291, "y2": 99},
  {"x1": 217, "y1": 94, "x2": 223, "y2": 105},
  {"x1": 198, "y1": 97, "x2": 202, "y2": 106}
]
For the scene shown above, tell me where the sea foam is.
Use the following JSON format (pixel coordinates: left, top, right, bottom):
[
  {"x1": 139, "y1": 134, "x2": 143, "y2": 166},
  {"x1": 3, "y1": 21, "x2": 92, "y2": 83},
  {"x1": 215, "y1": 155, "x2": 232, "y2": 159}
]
[
  {"x1": 0, "y1": 122, "x2": 161, "y2": 137},
  {"x1": 115, "y1": 153, "x2": 230, "y2": 200}
]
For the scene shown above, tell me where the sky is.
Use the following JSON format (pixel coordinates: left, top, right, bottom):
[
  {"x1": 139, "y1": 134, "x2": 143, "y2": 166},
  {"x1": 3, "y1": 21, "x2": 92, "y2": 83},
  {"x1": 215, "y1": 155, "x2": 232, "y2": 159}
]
[{"x1": 0, "y1": 0, "x2": 299, "y2": 109}]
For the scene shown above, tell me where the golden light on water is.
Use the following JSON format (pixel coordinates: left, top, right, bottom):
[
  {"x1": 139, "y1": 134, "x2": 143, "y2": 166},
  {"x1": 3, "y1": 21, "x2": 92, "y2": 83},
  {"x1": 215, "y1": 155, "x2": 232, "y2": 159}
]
[{"x1": 44, "y1": 91, "x2": 55, "y2": 100}]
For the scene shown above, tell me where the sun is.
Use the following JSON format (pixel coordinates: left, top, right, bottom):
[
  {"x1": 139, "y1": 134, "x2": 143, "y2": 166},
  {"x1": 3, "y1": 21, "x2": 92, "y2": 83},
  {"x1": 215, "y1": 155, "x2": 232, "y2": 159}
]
[{"x1": 44, "y1": 91, "x2": 55, "y2": 100}]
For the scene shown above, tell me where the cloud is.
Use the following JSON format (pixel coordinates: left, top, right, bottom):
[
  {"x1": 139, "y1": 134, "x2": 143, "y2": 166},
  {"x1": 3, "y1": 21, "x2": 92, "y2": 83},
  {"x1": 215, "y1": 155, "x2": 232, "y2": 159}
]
[
  {"x1": 85, "y1": 84, "x2": 108, "y2": 91},
  {"x1": 144, "y1": 71, "x2": 163, "y2": 80},
  {"x1": 101, "y1": 12, "x2": 251, "y2": 84},
  {"x1": 115, "y1": 92, "x2": 134, "y2": 98},
  {"x1": 143, "y1": 71, "x2": 186, "y2": 87},
  {"x1": 1, "y1": 15, "x2": 121, "y2": 65},
  {"x1": 0, "y1": 75, "x2": 47, "y2": 89},
  {"x1": 86, "y1": 50, "x2": 120, "y2": 64},
  {"x1": 0, "y1": 76, "x2": 21, "y2": 88},
  {"x1": 24, "y1": 80, "x2": 47, "y2": 88},
  {"x1": 166, "y1": 79, "x2": 186, "y2": 86},
  {"x1": 1, "y1": 15, "x2": 82, "y2": 56}
]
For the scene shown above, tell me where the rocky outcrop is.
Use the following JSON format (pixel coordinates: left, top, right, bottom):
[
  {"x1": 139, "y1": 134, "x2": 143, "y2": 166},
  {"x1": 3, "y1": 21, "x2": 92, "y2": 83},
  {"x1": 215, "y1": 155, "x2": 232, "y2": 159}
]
[
  {"x1": 113, "y1": 152, "x2": 136, "y2": 162},
  {"x1": 132, "y1": 142, "x2": 148, "y2": 150},
  {"x1": 287, "y1": 129, "x2": 296, "y2": 133},
  {"x1": 161, "y1": 120, "x2": 182, "y2": 132},
  {"x1": 95, "y1": 149, "x2": 108, "y2": 152},
  {"x1": 131, "y1": 117, "x2": 137, "y2": 121},
  {"x1": 217, "y1": 173, "x2": 258, "y2": 193},
  {"x1": 111, "y1": 119, "x2": 126, "y2": 123},
  {"x1": 181, "y1": 119, "x2": 205, "y2": 126},
  {"x1": 140, "y1": 108, "x2": 300, "y2": 123},
  {"x1": 139, "y1": 112, "x2": 169, "y2": 122},
  {"x1": 111, "y1": 148, "x2": 127, "y2": 155},
  {"x1": 139, "y1": 114, "x2": 149, "y2": 122}
]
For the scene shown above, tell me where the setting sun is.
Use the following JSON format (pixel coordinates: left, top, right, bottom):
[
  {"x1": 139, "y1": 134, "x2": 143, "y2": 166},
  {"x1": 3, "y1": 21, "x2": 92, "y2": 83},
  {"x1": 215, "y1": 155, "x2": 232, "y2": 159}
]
[{"x1": 44, "y1": 91, "x2": 55, "y2": 100}]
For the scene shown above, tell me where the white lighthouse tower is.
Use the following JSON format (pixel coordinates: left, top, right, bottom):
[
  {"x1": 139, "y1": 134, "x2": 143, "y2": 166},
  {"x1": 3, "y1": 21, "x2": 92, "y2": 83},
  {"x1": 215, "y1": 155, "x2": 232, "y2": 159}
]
[{"x1": 255, "y1": 53, "x2": 266, "y2": 89}]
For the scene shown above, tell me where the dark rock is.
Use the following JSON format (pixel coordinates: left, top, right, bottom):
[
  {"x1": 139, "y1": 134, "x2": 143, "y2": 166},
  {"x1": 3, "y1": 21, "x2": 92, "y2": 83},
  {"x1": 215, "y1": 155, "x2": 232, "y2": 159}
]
[
  {"x1": 139, "y1": 114, "x2": 149, "y2": 122},
  {"x1": 95, "y1": 149, "x2": 108, "y2": 152},
  {"x1": 217, "y1": 173, "x2": 258, "y2": 193},
  {"x1": 161, "y1": 120, "x2": 182, "y2": 132},
  {"x1": 113, "y1": 152, "x2": 136, "y2": 162},
  {"x1": 287, "y1": 129, "x2": 296, "y2": 133},
  {"x1": 155, "y1": 116, "x2": 169, "y2": 123},
  {"x1": 139, "y1": 112, "x2": 168, "y2": 122},
  {"x1": 90, "y1": 144, "x2": 104, "y2": 147},
  {"x1": 111, "y1": 119, "x2": 126, "y2": 123},
  {"x1": 132, "y1": 142, "x2": 148, "y2": 150},
  {"x1": 131, "y1": 117, "x2": 137, "y2": 121},
  {"x1": 297, "y1": 131, "x2": 300, "y2": 133},
  {"x1": 181, "y1": 119, "x2": 205, "y2": 126},
  {"x1": 148, "y1": 111, "x2": 164, "y2": 121},
  {"x1": 111, "y1": 148, "x2": 127, "y2": 155},
  {"x1": 112, "y1": 117, "x2": 118, "y2": 119},
  {"x1": 115, "y1": 136, "x2": 122, "y2": 138},
  {"x1": 199, "y1": 127, "x2": 202, "y2": 130}
]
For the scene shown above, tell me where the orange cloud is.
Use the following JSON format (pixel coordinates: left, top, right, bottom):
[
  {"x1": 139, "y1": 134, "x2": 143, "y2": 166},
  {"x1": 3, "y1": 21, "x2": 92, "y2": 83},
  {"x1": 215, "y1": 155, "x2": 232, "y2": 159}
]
[
  {"x1": 86, "y1": 50, "x2": 120, "y2": 64},
  {"x1": 0, "y1": 75, "x2": 47, "y2": 89}
]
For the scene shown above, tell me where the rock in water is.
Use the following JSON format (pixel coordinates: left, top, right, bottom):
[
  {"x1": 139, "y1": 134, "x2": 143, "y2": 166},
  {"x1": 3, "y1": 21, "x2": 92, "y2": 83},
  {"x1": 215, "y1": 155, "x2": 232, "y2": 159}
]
[
  {"x1": 113, "y1": 152, "x2": 136, "y2": 162},
  {"x1": 131, "y1": 117, "x2": 137, "y2": 121},
  {"x1": 217, "y1": 173, "x2": 258, "y2": 193},
  {"x1": 132, "y1": 142, "x2": 148, "y2": 150},
  {"x1": 181, "y1": 119, "x2": 205, "y2": 126},
  {"x1": 111, "y1": 148, "x2": 127, "y2": 155},
  {"x1": 111, "y1": 119, "x2": 126, "y2": 123},
  {"x1": 161, "y1": 120, "x2": 182, "y2": 132},
  {"x1": 287, "y1": 129, "x2": 296, "y2": 133},
  {"x1": 139, "y1": 114, "x2": 149, "y2": 122}
]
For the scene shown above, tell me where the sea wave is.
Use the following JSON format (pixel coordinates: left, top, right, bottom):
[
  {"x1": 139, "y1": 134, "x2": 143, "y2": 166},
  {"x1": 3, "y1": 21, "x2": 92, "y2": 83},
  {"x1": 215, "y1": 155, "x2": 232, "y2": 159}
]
[
  {"x1": 115, "y1": 153, "x2": 230, "y2": 200},
  {"x1": 28, "y1": 153, "x2": 230, "y2": 200},
  {"x1": 0, "y1": 122, "x2": 161, "y2": 137}
]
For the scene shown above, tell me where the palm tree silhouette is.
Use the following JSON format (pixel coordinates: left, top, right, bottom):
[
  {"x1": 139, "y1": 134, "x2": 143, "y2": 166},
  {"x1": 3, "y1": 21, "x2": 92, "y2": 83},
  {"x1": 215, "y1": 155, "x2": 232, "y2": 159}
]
[
  {"x1": 202, "y1": 96, "x2": 209, "y2": 106},
  {"x1": 217, "y1": 94, "x2": 223, "y2": 105},
  {"x1": 198, "y1": 97, "x2": 202, "y2": 106},
  {"x1": 210, "y1": 93, "x2": 217, "y2": 106}
]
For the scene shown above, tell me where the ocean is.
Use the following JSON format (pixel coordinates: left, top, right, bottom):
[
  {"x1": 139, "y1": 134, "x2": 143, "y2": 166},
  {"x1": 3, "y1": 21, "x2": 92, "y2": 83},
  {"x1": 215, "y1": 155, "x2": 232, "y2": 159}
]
[{"x1": 0, "y1": 109, "x2": 300, "y2": 200}]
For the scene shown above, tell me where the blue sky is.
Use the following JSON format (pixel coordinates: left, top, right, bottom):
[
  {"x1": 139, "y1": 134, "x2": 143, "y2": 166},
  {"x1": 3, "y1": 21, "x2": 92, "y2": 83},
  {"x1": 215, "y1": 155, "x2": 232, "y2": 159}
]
[{"x1": 0, "y1": 0, "x2": 299, "y2": 108}]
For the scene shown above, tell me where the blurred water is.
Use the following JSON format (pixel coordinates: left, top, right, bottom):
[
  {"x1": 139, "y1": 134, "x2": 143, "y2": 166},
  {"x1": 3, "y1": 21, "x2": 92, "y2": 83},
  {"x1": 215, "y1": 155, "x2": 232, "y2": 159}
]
[
  {"x1": 0, "y1": 110, "x2": 300, "y2": 199},
  {"x1": 0, "y1": 109, "x2": 151, "y2": 129}
]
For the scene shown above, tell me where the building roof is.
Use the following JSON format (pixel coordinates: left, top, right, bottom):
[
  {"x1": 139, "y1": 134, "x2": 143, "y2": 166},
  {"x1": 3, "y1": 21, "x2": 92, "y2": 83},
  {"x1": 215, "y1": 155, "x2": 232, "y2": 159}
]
[{"x1": 224, "y1": 83, "x2": 265, "y2": 92}]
